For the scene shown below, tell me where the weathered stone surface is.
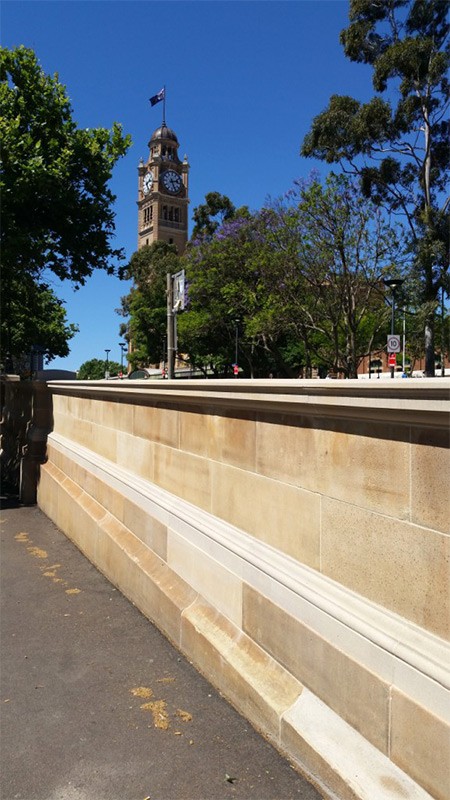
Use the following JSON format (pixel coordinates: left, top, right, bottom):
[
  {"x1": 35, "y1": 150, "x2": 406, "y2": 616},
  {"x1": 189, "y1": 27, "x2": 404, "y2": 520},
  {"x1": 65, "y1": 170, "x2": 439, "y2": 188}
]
[{"x1": 36, "y1": 378, "x2": 450, "y2": 800}]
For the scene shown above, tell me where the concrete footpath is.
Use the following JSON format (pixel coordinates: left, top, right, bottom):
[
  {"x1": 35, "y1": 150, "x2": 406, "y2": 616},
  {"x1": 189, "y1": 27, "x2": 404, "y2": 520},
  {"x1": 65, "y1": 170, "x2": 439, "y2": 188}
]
[{"x1": 0, "y1": 503, "x2": 323, "y2": 800}]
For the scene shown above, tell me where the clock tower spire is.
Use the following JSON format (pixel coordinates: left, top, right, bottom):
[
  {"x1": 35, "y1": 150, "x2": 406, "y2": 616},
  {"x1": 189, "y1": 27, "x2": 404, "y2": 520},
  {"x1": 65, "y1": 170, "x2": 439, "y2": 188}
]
[{"x1": 137, "y1": 120, "x2": 189, "y2": 254}]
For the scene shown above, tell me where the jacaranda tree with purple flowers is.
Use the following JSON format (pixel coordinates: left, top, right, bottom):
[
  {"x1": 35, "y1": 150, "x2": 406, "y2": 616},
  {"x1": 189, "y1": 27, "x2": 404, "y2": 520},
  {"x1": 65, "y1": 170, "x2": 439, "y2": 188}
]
[
  {"x1": 181, "y1": 174, "x2": 404, "y2": 378},
  {"x1": 179, "y1": 209, "x2": 285, "y2": 376}
]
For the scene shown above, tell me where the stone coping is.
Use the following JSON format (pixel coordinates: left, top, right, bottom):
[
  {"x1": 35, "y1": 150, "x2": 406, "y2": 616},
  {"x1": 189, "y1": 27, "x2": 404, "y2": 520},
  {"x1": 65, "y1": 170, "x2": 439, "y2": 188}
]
[{"x1": 46, "y1": 378, "x2": 450, "y2": 429}]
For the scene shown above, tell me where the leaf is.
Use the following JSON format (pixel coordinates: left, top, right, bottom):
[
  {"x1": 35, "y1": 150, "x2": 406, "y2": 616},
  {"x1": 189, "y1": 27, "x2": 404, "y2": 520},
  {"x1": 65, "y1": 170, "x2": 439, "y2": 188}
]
[{"x1": 175, "y1": 709, "x2": 192, "y2": 722}]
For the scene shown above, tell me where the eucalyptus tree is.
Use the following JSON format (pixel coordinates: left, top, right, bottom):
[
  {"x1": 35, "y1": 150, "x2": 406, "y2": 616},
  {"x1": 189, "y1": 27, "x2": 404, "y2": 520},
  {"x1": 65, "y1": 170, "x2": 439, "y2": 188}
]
[
  {"x1": 301, "y1": 0, "x2": 449, "y2": 374},
  {"x1": 255, "y1": 174, "x2": 405, "y2": 377},
  {"x1": 191, "y1": 192, "x2": 237, "y2": 240}
]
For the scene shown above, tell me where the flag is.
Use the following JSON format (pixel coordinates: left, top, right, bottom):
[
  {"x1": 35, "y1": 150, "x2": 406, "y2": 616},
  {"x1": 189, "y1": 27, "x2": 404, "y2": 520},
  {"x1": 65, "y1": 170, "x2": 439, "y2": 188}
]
[{"x1": 150, "y1": 88, "x2": 165, "y2": 107}]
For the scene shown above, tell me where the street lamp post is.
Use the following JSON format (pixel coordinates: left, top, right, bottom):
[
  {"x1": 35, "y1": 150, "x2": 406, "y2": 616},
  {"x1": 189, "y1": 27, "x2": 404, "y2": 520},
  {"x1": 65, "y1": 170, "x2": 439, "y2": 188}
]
[
  {"x1": 119, "y1": 342, "x2": 126, "y2": 378},
  {"x1": 383, "y1": 278, "x2": 404, "y2": 379},
  {"x1": 167, "y1": 273, "x2": 175, "y2": 379},
  {"x1": 234, "y1": 320, "x2": 239, "y2": 378},
  {"x1": 104, "y1": 349, "x2": 110, "y2": 380}
]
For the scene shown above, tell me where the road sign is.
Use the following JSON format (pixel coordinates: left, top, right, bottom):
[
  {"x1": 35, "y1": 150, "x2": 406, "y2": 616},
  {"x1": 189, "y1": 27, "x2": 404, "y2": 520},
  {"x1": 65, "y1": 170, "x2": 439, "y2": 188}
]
[
  {"x1": 387, "y1": 335, "x2": 401, "y2": 353},
  {"x1": 233, "y1": 364, "x2": 239, "y2": 376},
  {"x1": 172, "y1": 270, "x2": 187, "y2": 311},
  {"x1": 388, "y1": 354, "x2": 397, "y2": 367}
]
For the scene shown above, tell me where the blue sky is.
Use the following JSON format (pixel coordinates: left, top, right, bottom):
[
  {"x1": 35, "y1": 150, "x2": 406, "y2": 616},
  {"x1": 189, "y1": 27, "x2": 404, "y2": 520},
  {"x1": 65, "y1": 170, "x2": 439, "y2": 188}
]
[{"x1": 3, "y1": 0, "x2": 375, "y2": 372}]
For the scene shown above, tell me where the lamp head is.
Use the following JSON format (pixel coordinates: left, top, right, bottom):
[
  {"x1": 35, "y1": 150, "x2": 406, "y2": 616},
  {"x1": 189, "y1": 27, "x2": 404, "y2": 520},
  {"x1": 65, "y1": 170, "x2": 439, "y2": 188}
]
[{"x1": 383, "y1": 278, "x2": 404, "y2": 291}]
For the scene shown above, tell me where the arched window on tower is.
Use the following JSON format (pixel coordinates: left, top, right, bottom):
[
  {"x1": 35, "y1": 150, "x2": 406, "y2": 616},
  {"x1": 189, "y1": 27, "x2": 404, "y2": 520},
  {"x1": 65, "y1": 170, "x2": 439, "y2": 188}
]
[{"x1": 143, "y1": 206, "x2": 153, "y2": 226}]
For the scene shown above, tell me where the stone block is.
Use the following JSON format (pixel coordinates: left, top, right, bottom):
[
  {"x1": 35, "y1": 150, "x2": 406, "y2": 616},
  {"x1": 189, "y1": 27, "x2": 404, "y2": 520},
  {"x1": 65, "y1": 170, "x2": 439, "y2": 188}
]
[
  {"x1": 52, "y1": 394, "x2": 69, "y2": 415},
  {"x1": 52, "y1": 411, "x2": 72, "y2": 439},
  {"x1": 37, "y1": 461, "x2": 59, "y2": 522},
  {"x1": 256, "y1": 414, "x2": 410, "y2": 519},
  {"x1": 390, "y1": 688, "x2": 450, "y2": 800},
  {"x1": 211, "y1": 462, "x2": 320, "y2": 568},
  {"x1": 91, "y1": 422, "x2": 117, "y2": 463},
  {"x1": 180, "y1": 407, "x2": 257, "y2": 471},
  {"x1": 181, "y1": 598, "x2": 302, "y2": 739},
  {"x1": 78, "y1": 396, "x2": 101, "y2": 425},
  {"x1": 411, "y1": 427, "x2": 450, "y2": 534},
  {"x1": 282, "y1": 691, "x2": 433, "y2": 800},
  {"x1": 71, "y1": 417, "x2": 94, "y2": 450},
  {"x1": 99, "y1": 514, "x2": 197, "y2": 647},
  {"x1": 101, "y1": 399, "x2": 134, "y2": 433},
  {"x1": 133, "y1": 404, "x2": 179, "y2": 448},
  {"x1": 115, "y1": 430, "x2": 154, "y2": 481},
  {"x1": 153, "y1": 444, "x2": 212, "y2": 512},
  {"x1": 83, "y1": 469, "x2": 124, "y2": 523},
  {"x1": 122, "y1": 498, "x2": 168, "y2": 561},
  {"x1": 46, "y1": 443, "x2": 86, "y2": 490},
  {"x1": 167, "y1": 530, "x2": 243, "y2": 625},
  {"x1": 321, "y1": 498, "x2": 450, "y2": 639},
  {"x1": 179, "y1": 407, "x2": 213, "y2": 458},
  {"x1": 243, "y1": 584, "x2": 390, "y2": 753}
]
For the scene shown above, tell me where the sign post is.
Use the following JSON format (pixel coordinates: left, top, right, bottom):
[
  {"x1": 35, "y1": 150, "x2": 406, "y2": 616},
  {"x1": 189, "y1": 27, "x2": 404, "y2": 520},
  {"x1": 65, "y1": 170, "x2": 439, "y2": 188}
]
[{"x1": 166, "y1": 273, "x2": 175, "y2": 379}]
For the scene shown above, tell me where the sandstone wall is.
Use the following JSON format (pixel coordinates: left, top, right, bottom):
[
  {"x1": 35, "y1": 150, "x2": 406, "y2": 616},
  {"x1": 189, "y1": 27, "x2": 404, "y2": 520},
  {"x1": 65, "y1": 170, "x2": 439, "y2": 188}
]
[{"x1": 38, "y1": 378, "x2": 450, "y2": 800}]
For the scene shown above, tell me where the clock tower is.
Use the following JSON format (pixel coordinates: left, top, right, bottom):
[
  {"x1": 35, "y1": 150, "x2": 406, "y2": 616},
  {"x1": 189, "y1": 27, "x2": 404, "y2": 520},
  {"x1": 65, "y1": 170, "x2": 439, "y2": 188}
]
[{"x1": 137, "y1": 122, "x2": 189, "y2": 253}]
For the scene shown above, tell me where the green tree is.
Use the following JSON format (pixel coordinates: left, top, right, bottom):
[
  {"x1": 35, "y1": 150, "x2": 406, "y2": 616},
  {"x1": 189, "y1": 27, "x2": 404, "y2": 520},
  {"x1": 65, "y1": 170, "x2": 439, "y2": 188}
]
[
  {"x1": 301, "y1": 0, "x2": 449, "y2": 375},
  {"x1": 0, "y1": 46, "x2": 131, "y2": 363},
  {"x1": 257, "y1": 175, "x2": 404, "y2": 377},
  {"x1": 180, "y1": 212, "x2": 290, "y2": 377},
  {"x1": 77, "y1": 358, "x2": 121, "y2": 380},
  {"x1": 182, "y1": 175, "x2": 403, "y2": 379},
  {"x1": 191, "y1": 192, "x2": 237, "y2": 240},
  {"x1": 118, "y1": 242, "x2": 181, "y2": 370},
  {"x1": 1, "y1": 275, "x2": 78, "y2": 375}
]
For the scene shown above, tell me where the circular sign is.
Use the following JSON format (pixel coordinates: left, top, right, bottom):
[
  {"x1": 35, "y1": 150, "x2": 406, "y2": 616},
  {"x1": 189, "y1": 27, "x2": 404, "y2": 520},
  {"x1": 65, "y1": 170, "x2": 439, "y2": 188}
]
[{"x1": 387, "y1": 335, "x2": 401, "y2": 353}]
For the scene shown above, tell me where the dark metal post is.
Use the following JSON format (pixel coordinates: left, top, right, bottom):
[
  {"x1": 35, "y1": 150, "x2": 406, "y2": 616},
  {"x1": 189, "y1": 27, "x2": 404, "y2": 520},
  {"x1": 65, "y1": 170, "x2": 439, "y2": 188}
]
[
  {"x1": 167, "y1": 273, "x2": 174, "y2": 379},
  {"x1": 441, "y1": 285, "x2": 446, "y2": 377},
  {"x1": 383, "y1": 278, "x2": 404, "y2": 380},
  {"x1": 119, "y1": 342, "x2": 126, "y2": 377}
]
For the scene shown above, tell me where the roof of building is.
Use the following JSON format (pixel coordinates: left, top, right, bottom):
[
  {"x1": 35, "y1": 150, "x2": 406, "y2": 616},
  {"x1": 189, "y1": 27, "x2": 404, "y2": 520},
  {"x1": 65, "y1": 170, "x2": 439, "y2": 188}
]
[{"x1": 150, "y1": 124, "x2": 179, "y2": 144}]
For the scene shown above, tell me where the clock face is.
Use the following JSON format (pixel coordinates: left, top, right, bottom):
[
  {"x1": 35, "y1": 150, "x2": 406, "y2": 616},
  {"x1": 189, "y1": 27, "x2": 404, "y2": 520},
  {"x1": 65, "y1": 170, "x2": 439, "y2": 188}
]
[
  {"x1": 143, "y1": 171, "x2": 153, "y2": 194},
  {"x1": 162, "y1": 169, "x2": 182, "y2": 194}
]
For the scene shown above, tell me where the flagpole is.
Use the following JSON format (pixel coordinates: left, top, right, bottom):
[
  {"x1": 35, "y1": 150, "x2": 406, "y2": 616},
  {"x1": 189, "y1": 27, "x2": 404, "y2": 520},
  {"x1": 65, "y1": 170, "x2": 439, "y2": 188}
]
[{"x1": 162, "y1": 85, "x2": 166, "y2": 125}]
